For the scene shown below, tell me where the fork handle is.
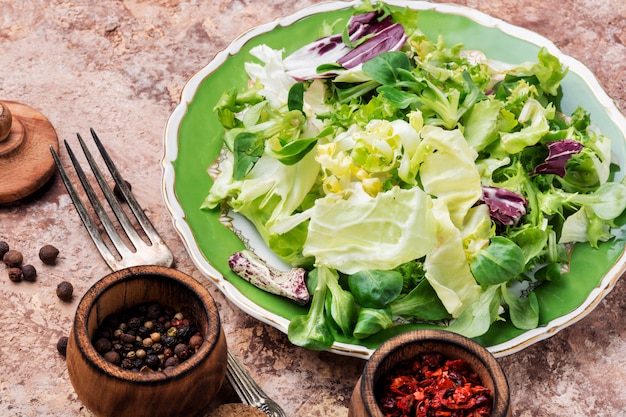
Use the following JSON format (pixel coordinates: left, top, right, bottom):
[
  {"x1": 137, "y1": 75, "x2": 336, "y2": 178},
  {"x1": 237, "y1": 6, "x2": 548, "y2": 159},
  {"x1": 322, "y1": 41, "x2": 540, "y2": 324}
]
[{"x1": 225, "y1": 350, "x2": 285, "y2": 417}]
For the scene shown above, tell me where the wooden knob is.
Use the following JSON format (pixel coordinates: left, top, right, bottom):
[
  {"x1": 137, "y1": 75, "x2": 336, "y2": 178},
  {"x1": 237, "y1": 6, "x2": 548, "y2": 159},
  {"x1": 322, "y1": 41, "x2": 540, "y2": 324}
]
[
  {"x1": 0, "y1": 100, "x2": 59, "y2": 204},
  {"x1": 0, "y1": 102, "x2": 11, "y2": 142}
]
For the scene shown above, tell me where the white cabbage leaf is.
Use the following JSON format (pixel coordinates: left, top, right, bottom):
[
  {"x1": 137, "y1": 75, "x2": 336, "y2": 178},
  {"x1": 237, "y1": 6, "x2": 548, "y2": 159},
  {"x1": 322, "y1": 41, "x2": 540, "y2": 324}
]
[
  {"x1": 303, "y1": 186, "x2": 437, "y2": 274},
  {"x1": 424, "y1": 199, "x2": 482, "y2": 317}
]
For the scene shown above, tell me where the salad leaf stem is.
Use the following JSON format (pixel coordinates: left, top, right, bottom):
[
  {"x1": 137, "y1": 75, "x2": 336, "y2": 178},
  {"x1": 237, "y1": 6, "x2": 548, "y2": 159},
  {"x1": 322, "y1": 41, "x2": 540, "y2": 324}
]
[{"x1": 287, "y1": 266, "x2": 334, "y2": 350}]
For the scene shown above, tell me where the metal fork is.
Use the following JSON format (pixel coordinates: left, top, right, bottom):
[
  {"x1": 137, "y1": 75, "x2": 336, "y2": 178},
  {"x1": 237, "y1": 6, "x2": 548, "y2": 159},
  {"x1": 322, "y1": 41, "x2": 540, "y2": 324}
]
[
  {"x1": 51, "y1": 129, "x2": 173, "y2": 270},
  {"x1": 225, "y1": 350, "x2": 286, "y2": 417},
  {"x1": 50, "y1": 128, "x2": 287, "y2": 417}
]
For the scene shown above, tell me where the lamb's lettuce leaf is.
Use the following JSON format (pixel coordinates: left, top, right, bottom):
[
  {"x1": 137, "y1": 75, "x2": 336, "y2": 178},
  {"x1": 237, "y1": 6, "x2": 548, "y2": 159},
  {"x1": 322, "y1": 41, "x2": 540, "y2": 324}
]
[
  {"x1": 470, "y1": 236, "x2": 526, "y2": 286},
  {"x1": 502, "y1": 285, "x2": 539, "y2": 330}
]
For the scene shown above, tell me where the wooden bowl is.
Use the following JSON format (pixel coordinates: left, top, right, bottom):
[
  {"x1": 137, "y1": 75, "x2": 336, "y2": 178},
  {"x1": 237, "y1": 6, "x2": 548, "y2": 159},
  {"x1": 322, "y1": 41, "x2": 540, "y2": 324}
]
[
  {"x1": 66, "y1": 265, "x2": 228, "y2": 417},
  {"x1": 348, "y1": 329, "x2": 511, "y2": 417}
]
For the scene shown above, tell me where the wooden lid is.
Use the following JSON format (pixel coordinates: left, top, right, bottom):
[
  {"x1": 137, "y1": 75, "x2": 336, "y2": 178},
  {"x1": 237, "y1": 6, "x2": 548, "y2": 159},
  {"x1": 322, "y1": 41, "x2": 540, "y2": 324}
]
[{"x1": 0, "y1": 100, "x2": 59, "y2": 204}]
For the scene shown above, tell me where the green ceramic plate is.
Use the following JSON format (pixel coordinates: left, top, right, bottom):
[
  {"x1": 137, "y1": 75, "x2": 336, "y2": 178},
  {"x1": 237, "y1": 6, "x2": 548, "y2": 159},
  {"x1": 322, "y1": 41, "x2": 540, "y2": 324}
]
[{"x1": 162, "y1": 1, "x2": 626, "y2": 358}]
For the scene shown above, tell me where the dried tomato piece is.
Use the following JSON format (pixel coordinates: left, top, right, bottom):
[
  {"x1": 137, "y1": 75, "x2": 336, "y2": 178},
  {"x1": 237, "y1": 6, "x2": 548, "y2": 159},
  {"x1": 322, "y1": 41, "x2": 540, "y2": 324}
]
[
  {"x1": 421, "y1": 352, "x2": 444, "y2": 368},
  {"x1": 390, "y1": 375, "x2": 420, "y2": 395},
  {"x1": 376, "y1": 352, "x2": 493, "y2": 417}
]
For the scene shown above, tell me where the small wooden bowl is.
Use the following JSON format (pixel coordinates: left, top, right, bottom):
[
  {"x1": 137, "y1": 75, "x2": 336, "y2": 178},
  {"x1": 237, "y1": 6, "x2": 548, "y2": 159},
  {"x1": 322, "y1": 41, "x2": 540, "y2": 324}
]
[
  {"x1": 66, "y1": 265, "x2": 228, "y2": 417},
  {"x1": 349, "y1": 329, "x2": 511, "y2": 417}
]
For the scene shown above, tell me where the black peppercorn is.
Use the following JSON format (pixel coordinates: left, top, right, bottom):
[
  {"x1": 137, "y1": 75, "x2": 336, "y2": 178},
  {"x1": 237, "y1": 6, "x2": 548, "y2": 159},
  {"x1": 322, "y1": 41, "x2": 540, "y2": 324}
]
[
  {"x1": 0, "y1": 241, "x2": 9, "y2": 259},
  {"x1": 121, "y1": 358, "x2": 133, "y2": 369},
  {"x1": 153, "y1": 322, "x2": 164, "y2": 333},
  {"x1": 162, "y1": 335, "x2": 177, "y2": 348},
  {"x1": 128, "y1": 317, "x2": 141, "y2": 330},
  {"x1": 56, "y1": 281, "x2": 74, "y2": 302},
  {"x1": 113, "y1": 180, "x2": 132, "y2": 201},
  {"x1": 99, "y1": 328, "x2": 112, "y2": 339},
  {"x1": 94, "y1": 337, "x2": 112, "y2": 353},
  {"x1": 21, "y1": 264, "x2": 37, "y2": 282},
  {"x1": 39, "y1": 244, "x2": 59, "y2": 265},
  {"x1": 189, "y1": 334, "x2": 203, "y2": 351},
  {"x1": 177, "y1": 324, "x2": 192, "y2": 339},
  {"x1": 57, "y1": 336, "x2": 69, "y2": 357},
  {"x1": 144, "y1": 354, "x2": 160, "y2": 370},
  {"x1": 164, "y1": 356, "x2": 179, "y2": 368},
  {"x1": 147, "y1": 303, "x2": 161, "y2": 318},
  {"x1": 103, "y1": 351, "x2": 121, "y2": 366},
  {"x1": 174, "y1": 343, "x2": 190, "y2": 360},
  {"x1": 137, "y1": 325, "x2": 149, "y2": 337},
  {"x1": 3, "y1": 249, "x2": 23, "y2": 268},
  {"x1": 8, "y1": 267, "x2": 22, "y2": 282}
]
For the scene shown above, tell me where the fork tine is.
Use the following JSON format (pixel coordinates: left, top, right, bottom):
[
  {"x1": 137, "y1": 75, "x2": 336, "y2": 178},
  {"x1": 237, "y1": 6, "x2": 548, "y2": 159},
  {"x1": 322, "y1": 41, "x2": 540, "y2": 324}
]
[
  {"x1": 89, "y1": 128, "x2": 162, "y2": 242},
  {"x1": 86, "y1": 129, "x2": 173, "y2": 267},
  {"x1": 50, "y1": 145, "x2": 120, "y2": 268},
  {"x1": 65, "y1": 137, "x2": 138, "y2": 260},
  {"x1": 52, "y1": 130, "x2": 174, "y2": 270},
  {"x1": 76, "y1": 132, "x2": 145, "y2": 250}
]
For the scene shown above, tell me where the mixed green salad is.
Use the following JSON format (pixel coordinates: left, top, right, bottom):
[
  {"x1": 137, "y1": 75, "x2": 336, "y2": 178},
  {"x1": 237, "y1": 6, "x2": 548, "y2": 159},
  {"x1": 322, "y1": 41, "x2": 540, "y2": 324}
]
[{"x1": 203, "y1": 2, "x2": 626, "y2": 350}]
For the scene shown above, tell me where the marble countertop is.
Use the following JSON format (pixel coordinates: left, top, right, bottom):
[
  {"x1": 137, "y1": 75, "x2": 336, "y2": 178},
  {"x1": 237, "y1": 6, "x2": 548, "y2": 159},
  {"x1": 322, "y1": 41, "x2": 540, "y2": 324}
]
[{"x1": 2, "y1": 1, "x2": 625, "y2": 416}]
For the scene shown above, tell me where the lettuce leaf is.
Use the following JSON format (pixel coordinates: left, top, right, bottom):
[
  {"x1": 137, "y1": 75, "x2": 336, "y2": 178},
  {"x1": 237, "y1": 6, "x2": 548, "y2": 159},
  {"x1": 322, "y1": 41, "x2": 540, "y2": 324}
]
[
  {"x1": 302, "y1": 186, "x2": 437, "y2": 274},
  {"x1": 462, "y1": 98, "x2": 505, "y2": 153},
  {"x1": 446, "y1": 284, "x2": 502, "y2": 338},
  {"x1": 424, "y1": 199, "x2": 481, "y2": 317},
  {"x1": 418, "y1": 125, "x2": 482, "y2": 228},
  {"x1": 502, "y1": 285, "x2": 539, "y2": 330},
  {"x1": 500, "y1": 98, "x2": 555, "y2": 154},
  {"x1": 470, "y1": 236, "x2": 526, "y2": 285},
  {"x1": 203, "y1": 150, "x2": 320, "y2": 265}
]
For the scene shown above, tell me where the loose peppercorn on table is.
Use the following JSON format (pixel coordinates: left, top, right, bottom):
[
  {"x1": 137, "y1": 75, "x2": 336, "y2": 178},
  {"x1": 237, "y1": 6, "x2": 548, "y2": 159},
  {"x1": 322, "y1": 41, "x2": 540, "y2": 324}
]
[{"x1": 2, "y1": 1, "x2": 626, "y2": 416}]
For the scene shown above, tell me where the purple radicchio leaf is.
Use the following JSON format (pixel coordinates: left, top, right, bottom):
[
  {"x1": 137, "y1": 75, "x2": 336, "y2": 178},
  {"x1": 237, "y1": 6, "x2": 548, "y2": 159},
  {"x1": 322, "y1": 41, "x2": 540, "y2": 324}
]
[
  {"x1": 337, "y1": 16, "x2": 407, "y2": 69},
  {"x1": 228, "y1": 250, "x2": 310, "y2": 304},
  {"x1": 480, "y1": 186, "x2": 528, "y2": 226},
  {"x1": 283, "y1": 11, "x2": 407, "y2": 81},
  {"x1": 283, "y1": 34, "x2": 351, "y2": 81},
  {"x1": 531, "y1": 139, "x2": 584, "y2": 177}
]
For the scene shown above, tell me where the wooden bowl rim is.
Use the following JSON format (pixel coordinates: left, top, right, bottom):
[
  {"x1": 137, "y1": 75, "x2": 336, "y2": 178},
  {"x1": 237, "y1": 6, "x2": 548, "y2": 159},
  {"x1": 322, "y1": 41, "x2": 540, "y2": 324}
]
[
  {"x1": 360, "y1": 329, "x2": 510, "y2": 417},
  {"x1": 72, "y1": 265, "x2": 222, "y2": 383}
]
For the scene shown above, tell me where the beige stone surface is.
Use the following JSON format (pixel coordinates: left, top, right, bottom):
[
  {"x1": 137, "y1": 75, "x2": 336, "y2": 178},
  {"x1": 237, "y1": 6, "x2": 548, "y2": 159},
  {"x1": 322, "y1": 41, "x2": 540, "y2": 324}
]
[{"x1": 1, "y1": 1, "x2": 625, "y2": 416}]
